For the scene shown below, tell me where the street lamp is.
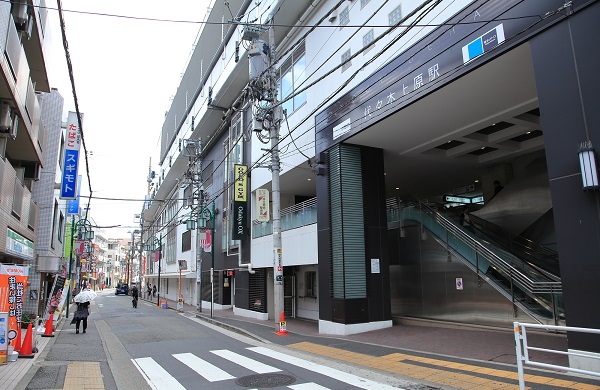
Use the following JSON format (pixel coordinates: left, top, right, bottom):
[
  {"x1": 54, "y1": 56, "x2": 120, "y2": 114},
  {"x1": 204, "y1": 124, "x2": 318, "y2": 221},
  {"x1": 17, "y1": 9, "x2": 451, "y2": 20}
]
[
  {"x1": 145, "y1": 235, "x2": 162, "y2": 307},
  {"x1": 186, "y1": 200, "x2": 215, "y2": 317},
  {"x1": 66, "y1": 216, "x2": 94, "y2": 318}
]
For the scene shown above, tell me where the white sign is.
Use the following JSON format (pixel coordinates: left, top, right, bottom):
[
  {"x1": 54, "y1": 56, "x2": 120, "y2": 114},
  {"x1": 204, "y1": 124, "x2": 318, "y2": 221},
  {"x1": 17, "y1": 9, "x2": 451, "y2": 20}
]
[
  {"x1": 274, "y1": 248, "x2": 283, "y2": 285},
  {"x1": 333, "y1": 118, "x2": 351, "y2": 140},
  {"x1": 256, "y1": 189, "x2": 270, "y2": 222},
  {"x1": 456, "y1": 278, "x2": 463, "y2": 290},
  {"x1": 371, "y1": 259, "x2": 380, "y2": 274}
]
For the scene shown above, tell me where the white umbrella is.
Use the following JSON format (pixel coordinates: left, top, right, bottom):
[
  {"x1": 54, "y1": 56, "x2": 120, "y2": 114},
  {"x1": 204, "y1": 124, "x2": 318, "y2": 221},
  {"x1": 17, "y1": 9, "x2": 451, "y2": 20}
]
[{"x1": 74, "y1": 289, "x2": 97, "y2": 303}]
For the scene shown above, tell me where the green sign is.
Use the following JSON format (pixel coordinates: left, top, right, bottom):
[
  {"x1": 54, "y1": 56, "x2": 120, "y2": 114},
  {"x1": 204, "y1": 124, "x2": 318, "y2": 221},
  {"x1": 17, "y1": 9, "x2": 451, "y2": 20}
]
[{"x1": 6, "y1": 229, "x2": 34, "y2": 260}]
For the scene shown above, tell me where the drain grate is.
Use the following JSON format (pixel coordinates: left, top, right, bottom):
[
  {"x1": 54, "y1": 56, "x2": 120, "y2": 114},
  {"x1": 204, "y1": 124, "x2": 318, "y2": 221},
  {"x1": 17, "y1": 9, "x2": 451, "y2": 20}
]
[{"x1": 235, "y1": 373, "x2": 296, "y2": 388}]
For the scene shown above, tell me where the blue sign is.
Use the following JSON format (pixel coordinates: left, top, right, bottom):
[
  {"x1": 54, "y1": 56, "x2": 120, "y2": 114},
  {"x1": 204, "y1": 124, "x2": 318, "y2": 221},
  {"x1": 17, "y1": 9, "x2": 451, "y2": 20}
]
[
  {"x1": 60, "y1": 149, "x2": 80, "y2": 199},
  {"x1": 67, "y1": 175, "x2": 82, "y2": 214},
  {"x1": 462, "y1": 25, "x2": 505, "y2": 64}
]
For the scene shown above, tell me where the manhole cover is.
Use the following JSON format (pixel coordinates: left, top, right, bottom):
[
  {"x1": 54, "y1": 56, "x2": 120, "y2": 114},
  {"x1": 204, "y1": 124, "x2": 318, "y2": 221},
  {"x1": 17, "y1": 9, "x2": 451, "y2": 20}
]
[{"x1": 235, "y1": 373, "x2": 296, "y2": 388}]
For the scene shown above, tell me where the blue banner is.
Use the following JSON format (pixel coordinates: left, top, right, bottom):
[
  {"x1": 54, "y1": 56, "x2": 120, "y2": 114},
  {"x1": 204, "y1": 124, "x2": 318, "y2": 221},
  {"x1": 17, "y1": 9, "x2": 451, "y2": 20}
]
[{"x1": 60, "y1": 149, "x2": 79, "y2": 199}]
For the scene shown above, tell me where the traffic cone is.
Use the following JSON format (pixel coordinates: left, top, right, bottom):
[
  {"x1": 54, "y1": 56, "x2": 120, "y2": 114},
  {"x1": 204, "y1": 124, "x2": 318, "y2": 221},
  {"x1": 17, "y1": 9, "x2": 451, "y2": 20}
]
[
  {"x1": 165, "y1": 298, "x2": 168, "y2": 309},
  {"x1": 275, "y1": 311, "x2": 288, "y2": 336},
  {"x1": 19, "y1": 323, "x2": 35, "y2": 358},
  {"x1": 41, "y1": 316, "x2": 55, "y2": 337},
  {"x1": 13, "y1": 324, "x2": 22, "y2": 352}
]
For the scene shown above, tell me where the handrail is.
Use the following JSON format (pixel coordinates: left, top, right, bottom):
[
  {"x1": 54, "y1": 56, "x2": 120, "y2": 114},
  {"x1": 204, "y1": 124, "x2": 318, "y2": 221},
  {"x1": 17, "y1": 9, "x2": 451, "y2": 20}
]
[
  {"x1": 391, "y1": 195, "x2": 562, "y2": 294},
  {"x1": 514, "y1": 322, "x2": 600, "y2": 389},
  {"x1": 252, "y1": 197, "x2": 317, "y2": 238},
  {"x1": 468, "y1": 212, "x2": 560, "y2": 275}
]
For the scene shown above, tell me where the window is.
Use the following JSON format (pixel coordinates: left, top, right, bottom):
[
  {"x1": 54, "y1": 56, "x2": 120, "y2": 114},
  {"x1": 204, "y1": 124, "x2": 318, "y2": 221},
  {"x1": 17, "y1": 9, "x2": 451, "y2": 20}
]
[
  {"x1": 51, "y1": 200, "x2": 58, "y2": 249},
  {"x1": 202, "y1": 161, "x2": 213, "y2": 188},
  {"x1": 363, "y1": 29, "x2": 375, "y2": 53},
  {"x1": 339, "y1": 6, "x2": 349, "y2": 28},
  {"x1": 389, "y1": 5, "x2": 402, "y2": 26},
  {"x1": 58, "y1": 212, "x2": 64, "y2": 243},
  {"x1": 305, "y1": 271, "x2": 317, "y2": 297},
  {"x1": 278, "y1": 43, "x2": 306, "y2": 116},
  {"x1": 182, "y1": 230, "x2": 191, "y2": 252},
  {"x1": 341, "y1": 49, "x2": 352, "y2": 72}
]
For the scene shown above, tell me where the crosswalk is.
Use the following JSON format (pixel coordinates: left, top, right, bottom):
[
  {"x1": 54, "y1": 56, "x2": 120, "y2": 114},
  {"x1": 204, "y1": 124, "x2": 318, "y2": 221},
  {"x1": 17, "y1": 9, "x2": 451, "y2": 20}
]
[{"x1": 132, "y1": 346, "x2": 402, "y2": 390}]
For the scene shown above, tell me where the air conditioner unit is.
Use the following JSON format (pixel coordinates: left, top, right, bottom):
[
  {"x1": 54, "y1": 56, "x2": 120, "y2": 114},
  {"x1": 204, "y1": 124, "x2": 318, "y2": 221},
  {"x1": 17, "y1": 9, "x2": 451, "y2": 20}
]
[{"x1": 0, "y1": 102, "x2": 12, "y2": 131}]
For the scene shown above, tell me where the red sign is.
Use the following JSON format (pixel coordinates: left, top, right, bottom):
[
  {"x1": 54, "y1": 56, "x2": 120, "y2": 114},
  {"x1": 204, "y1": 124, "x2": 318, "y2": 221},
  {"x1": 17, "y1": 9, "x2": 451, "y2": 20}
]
[{"x1": 200, "y1": 230, "x2": 212, "y2": 252}]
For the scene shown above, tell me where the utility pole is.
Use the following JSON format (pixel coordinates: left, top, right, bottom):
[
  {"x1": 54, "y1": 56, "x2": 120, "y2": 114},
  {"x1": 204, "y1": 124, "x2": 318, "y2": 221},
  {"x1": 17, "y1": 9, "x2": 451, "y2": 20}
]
[
  {"x1": 268, "y1": 23, "x2": 284, "y2": 329},
  {"x1": 242, "y1": 16, "x2": 283, "y2": 329}
]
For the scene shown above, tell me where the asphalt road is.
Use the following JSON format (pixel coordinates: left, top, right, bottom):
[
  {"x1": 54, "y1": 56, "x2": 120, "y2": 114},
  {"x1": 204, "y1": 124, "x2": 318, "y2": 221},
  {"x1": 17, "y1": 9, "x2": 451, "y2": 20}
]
[{"x1": 23, "y1": 290, "x2": 423, "y2": 389}]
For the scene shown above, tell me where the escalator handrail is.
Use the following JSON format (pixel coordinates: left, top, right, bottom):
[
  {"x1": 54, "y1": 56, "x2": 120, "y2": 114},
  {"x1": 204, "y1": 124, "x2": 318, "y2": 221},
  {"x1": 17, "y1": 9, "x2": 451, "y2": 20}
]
[{"x1": 395, "y1": 197, "x2": 562, "y2": 294}]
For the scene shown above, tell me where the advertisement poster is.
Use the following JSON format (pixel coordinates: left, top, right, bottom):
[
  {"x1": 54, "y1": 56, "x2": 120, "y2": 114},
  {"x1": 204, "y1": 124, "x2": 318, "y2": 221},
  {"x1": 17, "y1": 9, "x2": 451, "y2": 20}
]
[
  {"x1": 44, "y1": 275, "x2": 66, "y2": 321},
  {"x1": 0, "y1": 312, "x2": 8, "y2": 365},
  {"x1": 0, "y1": 264, "x2": 29, "y2": 348}
]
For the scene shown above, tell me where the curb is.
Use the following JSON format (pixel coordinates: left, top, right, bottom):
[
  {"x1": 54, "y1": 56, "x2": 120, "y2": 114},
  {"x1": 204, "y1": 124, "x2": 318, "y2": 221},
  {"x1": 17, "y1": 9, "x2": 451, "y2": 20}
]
[{"x1": 194, "y1": 314, "x2": 270, "y2": 344}]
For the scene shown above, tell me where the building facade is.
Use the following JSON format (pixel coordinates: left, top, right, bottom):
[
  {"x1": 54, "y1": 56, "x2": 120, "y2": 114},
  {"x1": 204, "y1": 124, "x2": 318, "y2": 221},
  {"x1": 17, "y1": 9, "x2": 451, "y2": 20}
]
[
  {"x1": 0, "y1": 1, "x2": 54, "y2": 318},
  {"x1": 143, "y1": 0, "x2": 600, "y2": 371}
]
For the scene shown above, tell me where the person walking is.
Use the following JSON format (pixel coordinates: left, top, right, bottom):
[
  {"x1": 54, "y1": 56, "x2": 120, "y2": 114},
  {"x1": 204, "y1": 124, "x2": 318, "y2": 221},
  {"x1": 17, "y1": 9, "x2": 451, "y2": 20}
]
[
  {"x1": 152, "y1": 285, "x2": 157, "y2": 298},
  {"x1": 147, "y1": 284, "x2": 152, "y2": 299},
  {"x1": 131, "y1": 285, "x2": 139, "y2": 308},
  {"x1": 73, "y1": 301, "x2": 90, "y2": 334}
]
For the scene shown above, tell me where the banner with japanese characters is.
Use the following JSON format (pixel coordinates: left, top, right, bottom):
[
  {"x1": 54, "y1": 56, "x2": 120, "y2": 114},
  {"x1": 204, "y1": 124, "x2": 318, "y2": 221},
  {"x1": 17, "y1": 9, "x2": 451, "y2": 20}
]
[
  {"x1": 0, "y1": 264, "x2": 29, "y2": 348},
  {"x1": 60, "y1": 111, "x2": 83, "y2": 199}
]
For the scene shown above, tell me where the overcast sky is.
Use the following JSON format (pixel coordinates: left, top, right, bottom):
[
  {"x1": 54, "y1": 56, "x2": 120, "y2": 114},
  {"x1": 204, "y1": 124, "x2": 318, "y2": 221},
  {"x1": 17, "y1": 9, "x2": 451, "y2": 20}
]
[{"x1": 47, "y1": 0, "x2": 211, "y2": 238}]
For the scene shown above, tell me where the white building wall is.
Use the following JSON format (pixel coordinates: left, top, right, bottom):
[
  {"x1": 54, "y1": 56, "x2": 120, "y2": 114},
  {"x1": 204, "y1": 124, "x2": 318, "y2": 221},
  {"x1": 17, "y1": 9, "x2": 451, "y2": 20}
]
[{"x1": 251, "y1": 223, "x2": 317, "y2": 268}]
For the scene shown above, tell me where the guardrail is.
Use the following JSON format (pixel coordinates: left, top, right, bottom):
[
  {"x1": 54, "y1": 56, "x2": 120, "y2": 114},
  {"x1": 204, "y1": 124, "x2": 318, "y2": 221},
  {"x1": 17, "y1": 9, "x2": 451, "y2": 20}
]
[{"x1": 514, "y1": 321, "x2": 600, "y2": 389}]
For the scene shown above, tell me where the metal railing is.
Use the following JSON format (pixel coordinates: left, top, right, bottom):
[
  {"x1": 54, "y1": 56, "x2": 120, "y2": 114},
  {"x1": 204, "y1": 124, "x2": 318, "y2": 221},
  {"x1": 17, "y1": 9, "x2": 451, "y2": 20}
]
[
  {"x1": 514, "y1": 322, "x2": 600, "y2": 389},
  {"x1": 388, "y1": 195, "x2": 563, "y2": 323},
  {"x1": 252, "y1": 197, "x2": 317, "y2": 238}
]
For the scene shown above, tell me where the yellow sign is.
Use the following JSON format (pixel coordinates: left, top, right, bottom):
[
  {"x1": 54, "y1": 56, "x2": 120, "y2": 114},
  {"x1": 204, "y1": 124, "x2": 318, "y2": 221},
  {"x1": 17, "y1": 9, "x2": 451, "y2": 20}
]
[{"x1": 234, "y1": 164, "x2": 247, "y2": 202}]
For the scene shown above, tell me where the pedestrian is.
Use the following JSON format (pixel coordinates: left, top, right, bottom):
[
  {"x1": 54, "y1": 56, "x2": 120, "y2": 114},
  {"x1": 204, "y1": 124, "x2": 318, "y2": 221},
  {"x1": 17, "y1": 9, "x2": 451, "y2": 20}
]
[
  {"x1": 147, "y1": 284, "x2": 152, "y2": 299},
  {"x1": 152, "y1": 285, "x2": 157, "y2": 298},
  {"x1": 460, "y1": 205, "x2": 471, "y2": 227},
  {"x1": 493, "y1": 180, "x2": 504, "y2": 196},
  {"x1": 71, "y1": 301, "x2": 90, "y2": 334}
]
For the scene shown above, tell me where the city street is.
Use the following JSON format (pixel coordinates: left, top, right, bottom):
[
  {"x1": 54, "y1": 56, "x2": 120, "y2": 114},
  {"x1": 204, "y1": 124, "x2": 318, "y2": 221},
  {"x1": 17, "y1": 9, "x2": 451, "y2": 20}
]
[{"x1": 19, "y1": 290, "x2": 420, "y2": 390}]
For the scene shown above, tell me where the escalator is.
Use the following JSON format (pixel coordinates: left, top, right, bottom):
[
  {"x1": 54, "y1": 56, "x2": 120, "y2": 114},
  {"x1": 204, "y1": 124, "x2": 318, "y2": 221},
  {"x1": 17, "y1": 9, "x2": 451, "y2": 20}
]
[{"x1": 387, "y1": 196, "x2": 564, "y2": 325}]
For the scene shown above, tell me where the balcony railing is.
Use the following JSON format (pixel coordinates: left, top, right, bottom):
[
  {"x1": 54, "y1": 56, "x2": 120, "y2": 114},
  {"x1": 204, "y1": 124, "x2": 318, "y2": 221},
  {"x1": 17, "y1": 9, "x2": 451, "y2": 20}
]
[{"x1": 252, "y1": 197, "x2": 317, "y2": 238}]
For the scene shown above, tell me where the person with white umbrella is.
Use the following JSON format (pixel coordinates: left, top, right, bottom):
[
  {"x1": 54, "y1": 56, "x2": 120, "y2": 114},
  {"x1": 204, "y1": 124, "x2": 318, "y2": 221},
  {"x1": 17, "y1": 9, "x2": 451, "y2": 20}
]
[{"x1": 71, "y1": 288, "x2": 96, "y2": 334}]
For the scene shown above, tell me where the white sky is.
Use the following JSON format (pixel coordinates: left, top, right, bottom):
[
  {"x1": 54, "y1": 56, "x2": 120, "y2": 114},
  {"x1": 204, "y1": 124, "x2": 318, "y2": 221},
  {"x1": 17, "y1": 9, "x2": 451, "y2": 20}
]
[{"x1": 46, "y1": 0, "x2": 211, "y2": 238}]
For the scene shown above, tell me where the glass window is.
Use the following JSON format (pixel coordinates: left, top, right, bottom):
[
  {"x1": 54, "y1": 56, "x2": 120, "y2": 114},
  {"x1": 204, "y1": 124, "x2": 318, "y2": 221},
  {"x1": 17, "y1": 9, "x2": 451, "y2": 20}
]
[
  {"x1": 341, "y1": 49, "x2": 352, "y2": 72},
  {"x1": 363, "y1": 29, "x2": 375, "y2": 53},
  {"x1": 278, "y1": 43, "x2": 306, "y2": 115},
  {"x1": 389, "y1": 5, "x2": 402, "y2": 26},
  {"x1": 305, "y1": 271, "x2": 317, "y2": 297},
  {"x1": 339, "y1": 6, "x2": 349, "y2": 28}
]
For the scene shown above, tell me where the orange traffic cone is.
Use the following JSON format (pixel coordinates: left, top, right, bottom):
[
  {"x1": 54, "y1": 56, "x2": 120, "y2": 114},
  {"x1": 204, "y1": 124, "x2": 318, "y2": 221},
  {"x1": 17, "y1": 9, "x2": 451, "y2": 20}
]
[
  {"x1": 19, "y1": 323, "x2": 35, "y2": 358},
  {"x1": 41, "y1": 316, "x2": 55, "y2": 337},
  {"x1": 14, "y1": 324, "x2": 22, "y2": 352},
  {"x1": 165, "y1": 298, "x2": 168, "y2": 309},
  {"x1": 275, "y1": 311, "x2": 288, "y2": 336}
]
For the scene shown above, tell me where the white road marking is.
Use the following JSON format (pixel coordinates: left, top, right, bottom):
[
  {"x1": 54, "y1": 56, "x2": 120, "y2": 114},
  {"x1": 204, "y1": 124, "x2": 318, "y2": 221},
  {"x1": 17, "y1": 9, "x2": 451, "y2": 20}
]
[
  {"x1": 212, "y1": 349, "x2": 281, "y2": 374},
  {"x1": 248, "y1": 347, "x2": 403, "y2": 390},
  {"x1": 132, "y1": 357, "x2": 186, "y2": 390},
  {"x1": 173, "y1": 352, "x2": 235, "y2": 382},
  {"x1": 289, "y1": 383, "x2": 330, "y2": 389}
]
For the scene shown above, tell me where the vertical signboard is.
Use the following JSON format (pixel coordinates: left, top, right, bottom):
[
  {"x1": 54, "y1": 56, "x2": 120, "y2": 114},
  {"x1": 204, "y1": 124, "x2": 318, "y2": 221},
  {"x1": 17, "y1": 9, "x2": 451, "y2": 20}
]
[
  {"x1": 232, "y1": 164, "x2": 248, "y2": 240},
  {"x1": 256, "y1": 189, "x2": 269, "y2": 222},
  {"x1": 60, "y1": 112, "x2": 83, "y2": 200},
  {"x1": 0, "y1": 265, "x2": 29, "y2": 348},
  {"x1": 67, "y1": 175, "x2": 82, "y2": 214}
]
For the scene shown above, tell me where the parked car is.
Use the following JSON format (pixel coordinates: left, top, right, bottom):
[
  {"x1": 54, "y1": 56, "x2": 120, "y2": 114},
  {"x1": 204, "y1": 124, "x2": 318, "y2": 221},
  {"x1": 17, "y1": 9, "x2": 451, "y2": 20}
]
[{"x1": 115, "y1": 283, "x2": 129, "y2": 295}]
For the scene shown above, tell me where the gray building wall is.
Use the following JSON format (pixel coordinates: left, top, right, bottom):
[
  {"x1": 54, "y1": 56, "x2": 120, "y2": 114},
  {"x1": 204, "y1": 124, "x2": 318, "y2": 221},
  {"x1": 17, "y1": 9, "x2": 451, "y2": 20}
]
[{"x1": 29, "y1": 89, "x2": 65, "y2": 315}]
